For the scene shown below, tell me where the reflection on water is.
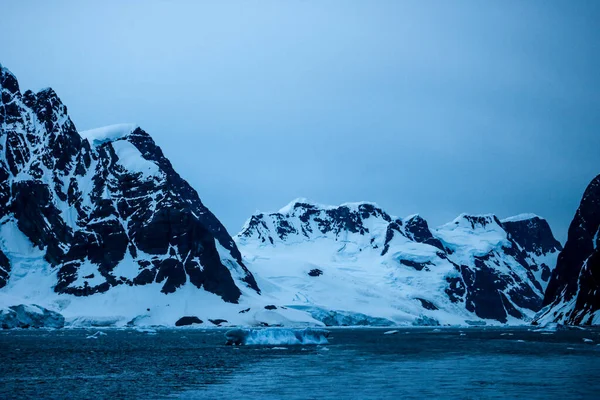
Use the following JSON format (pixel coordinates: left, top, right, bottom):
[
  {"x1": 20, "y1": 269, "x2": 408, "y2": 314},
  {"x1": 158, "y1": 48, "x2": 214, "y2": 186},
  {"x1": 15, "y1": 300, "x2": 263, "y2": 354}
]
[{"x1": 1, "y1": 327, "x2": 599, "y2": 399}]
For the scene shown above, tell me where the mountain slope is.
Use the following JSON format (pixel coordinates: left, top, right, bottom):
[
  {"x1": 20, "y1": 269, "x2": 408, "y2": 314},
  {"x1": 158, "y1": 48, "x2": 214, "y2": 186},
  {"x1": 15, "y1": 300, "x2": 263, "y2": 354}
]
[
  {"x1": 236, "y1": 199, "x2": 562, "y2": 325},
  {"x1": 535, "y1": 174, "x2": 600, "y2": 325},
  {"x1": 0, "y1": 64, "x2": 263, "y2": 325}
]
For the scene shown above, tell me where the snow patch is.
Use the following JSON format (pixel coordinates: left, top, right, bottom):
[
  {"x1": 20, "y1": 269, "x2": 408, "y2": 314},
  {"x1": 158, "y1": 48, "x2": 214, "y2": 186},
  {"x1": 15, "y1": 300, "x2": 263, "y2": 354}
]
[
  {"x1": 501, "y1": 213, "x2": 541, "y2": 223},
  {"x1": 111, "y1": 140, "x2": 161, "y2": 179}
]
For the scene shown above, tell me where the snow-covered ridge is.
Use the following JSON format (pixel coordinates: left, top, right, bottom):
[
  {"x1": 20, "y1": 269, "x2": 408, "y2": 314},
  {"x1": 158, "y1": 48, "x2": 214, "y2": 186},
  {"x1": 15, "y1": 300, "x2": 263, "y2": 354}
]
[
  {"x1": 236, "y1": 199, "x2": 563, "y2": 326},
  {"x1": 80, "y1": 123, "x2": 139, "y2": 145},
  {"x1": 501, "y1": 213, "x2": 542, "y2": 223},
  {"x1": 278, "y1": 198, "x2": 383, "y2": 214}
]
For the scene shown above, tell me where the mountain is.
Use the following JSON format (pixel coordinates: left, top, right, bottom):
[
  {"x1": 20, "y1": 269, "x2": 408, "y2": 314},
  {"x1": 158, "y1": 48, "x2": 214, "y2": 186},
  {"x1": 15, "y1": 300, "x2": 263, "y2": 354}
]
[
  {"x1": 0, "y1": 64, "x2": 270, "y2": 326},
  {"x1": 0, "y1": 63, "x2": 569, "y2": 328},
  {"x1": 236, "y1": 199, "x2": 562, "y2": 325},
  {"x1": 534, "y1": 174, "x2": 600, "y2": 325}
]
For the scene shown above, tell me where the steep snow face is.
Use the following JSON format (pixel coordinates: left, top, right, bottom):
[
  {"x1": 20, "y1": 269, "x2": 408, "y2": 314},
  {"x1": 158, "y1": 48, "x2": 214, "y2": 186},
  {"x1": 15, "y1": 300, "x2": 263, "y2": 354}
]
[
  {"x1": 237, "y1": 200, "x2": 562, "y2": 326},
  {"x1": 536, "y1": 174, "x2": 600, "y2": 326},
  {"x1": 0, "y1": 64, "x2": 258, "y2": 313},
  {"x1": 435, "y1": 214, "x2": 510, "y2": 259}
]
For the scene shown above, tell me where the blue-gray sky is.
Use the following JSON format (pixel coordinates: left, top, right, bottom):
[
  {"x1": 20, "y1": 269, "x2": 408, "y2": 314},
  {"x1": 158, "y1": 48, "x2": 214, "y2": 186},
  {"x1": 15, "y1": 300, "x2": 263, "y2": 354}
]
[{"x1": 3, "y1": 1, "x2": 599, "y2": 242}]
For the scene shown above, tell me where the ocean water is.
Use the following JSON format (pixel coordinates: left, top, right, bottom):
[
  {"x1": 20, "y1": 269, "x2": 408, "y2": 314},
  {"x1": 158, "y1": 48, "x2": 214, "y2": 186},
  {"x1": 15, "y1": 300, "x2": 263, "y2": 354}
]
[{"x1": 1, "y1": 327, "x2": 599, "y2": 399}]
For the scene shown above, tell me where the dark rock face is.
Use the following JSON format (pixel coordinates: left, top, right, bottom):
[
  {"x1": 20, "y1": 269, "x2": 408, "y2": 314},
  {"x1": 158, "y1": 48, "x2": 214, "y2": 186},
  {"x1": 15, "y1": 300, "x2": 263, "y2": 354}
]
[
  {"x1": 404, "y1": 215, "x2": 444, "y2": 251},
  {"x1": 502, "y1": 217, "x2": 563, "y2": 257},
  {"x1": 416, "y1": 298, "x2": 438, "y2": 311},
  {"x1": 399, "y1": 259, "x2": 433, "y2": 271},
  {"x1": 537, "y1": 175, "x2": 600, "y2": 325},
  {"x1": 0, "y1": 64, "x2": 259, "y2": 302},
  {"x1": 175, "y1": 316, "x2": 203, "y2": 326},
  {"x1": 308, "y1": 269, "x2": 323, "y2": 277}
]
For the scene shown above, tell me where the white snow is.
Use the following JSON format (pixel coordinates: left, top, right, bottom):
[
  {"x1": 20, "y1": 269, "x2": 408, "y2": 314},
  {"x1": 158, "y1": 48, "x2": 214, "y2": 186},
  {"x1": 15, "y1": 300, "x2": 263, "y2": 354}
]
[
  {"x1": 501, "y1": 213, "x2": 541, "y2": 223},
  {"x1": 434, "y1": 214, "x2": 510, "y2": 259},
  {"x1": 79, "y1": 124, "x2": 138, "y2": 145},
  {"x1": 111, "y1": 140, "x2": 161, "y2": 179},
  {"x1": 238, "y1": 208, "x2": 478, "y2": 326}
]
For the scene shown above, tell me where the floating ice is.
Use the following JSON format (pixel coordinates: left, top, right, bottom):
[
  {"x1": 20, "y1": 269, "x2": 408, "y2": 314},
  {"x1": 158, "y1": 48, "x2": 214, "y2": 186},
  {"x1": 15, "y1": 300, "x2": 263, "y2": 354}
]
[
  {"x1": 224, "y1": 328, "x2": 330, "y2": 346},
  {"x1": 86, "y1": 331, "x2": 107, "y2": 339},
  {"x1": 383, "y1": 330, "x2": 399, "y2": 335}
]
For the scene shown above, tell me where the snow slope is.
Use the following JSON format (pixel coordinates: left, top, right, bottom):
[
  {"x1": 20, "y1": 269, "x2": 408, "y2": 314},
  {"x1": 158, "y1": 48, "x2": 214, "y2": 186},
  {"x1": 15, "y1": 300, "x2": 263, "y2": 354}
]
[{"x1": 236, "y1": 200, "x2": 562, "y2": 326}]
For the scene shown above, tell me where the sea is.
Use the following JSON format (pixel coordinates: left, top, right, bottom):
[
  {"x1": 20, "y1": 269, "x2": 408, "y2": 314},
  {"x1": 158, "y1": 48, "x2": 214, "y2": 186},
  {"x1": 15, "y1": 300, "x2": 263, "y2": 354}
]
[{"x1": 1, "y1": 327, "x2": 599, "y2": 399}]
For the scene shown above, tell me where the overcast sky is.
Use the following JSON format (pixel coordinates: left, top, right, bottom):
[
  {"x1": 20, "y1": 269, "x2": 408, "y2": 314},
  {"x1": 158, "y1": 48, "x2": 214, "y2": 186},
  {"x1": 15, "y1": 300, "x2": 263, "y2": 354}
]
[{"x1": 3, "y1": 1, "x2": 599, "y2": 241}]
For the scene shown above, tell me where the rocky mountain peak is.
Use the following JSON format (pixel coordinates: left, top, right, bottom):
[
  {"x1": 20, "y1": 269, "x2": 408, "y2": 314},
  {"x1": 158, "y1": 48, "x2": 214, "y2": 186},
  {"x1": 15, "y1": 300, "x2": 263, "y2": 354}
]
[
  {"x1": 501, "y1": 215, "x2": 563, "y2": 257},
  {"x1": 0, "y1": 64, "x2": 259, "y2": 305},
  {"x1": 536, "y1": 174, "x2": 600, "y2": 325}
]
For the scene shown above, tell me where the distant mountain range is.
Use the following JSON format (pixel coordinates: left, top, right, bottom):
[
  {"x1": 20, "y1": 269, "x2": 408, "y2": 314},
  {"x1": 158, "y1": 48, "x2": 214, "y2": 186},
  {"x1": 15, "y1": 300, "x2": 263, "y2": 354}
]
[
  {"x1": 236, "y1": 200, "x2": 560, "y2": 325},
  {"x1": 0, "y1": 63, "x2": 597, "y2": 328}
]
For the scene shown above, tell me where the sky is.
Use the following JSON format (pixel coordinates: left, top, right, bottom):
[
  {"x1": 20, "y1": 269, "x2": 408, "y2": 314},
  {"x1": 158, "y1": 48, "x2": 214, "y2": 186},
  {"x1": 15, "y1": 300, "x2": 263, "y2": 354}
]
[{"x1": 2, "y1": 1, "x2": 599, "y2": 242}]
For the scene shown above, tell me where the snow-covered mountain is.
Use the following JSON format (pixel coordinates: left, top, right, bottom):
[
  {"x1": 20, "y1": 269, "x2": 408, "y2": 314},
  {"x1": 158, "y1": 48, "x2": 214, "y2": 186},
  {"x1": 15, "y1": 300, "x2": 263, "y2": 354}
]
[
  {"x1": 236, "y1": 199, "x2": 562, "y2": 325},
  {"x1": 0, "y1": 63, "x2": 569, "y2": 328},
  {"x1": 535, "y1": 174, "x2": 600, "y2": 325},
  {"x1": 0, "y1": 64, "x2": 294, "y2": 327}
]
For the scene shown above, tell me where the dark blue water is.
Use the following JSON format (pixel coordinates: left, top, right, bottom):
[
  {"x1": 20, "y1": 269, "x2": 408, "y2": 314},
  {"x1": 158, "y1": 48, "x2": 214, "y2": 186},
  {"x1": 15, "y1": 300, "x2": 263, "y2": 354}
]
[{"x1": 1, "y1": 327, "x2": 599, "y2": 399}]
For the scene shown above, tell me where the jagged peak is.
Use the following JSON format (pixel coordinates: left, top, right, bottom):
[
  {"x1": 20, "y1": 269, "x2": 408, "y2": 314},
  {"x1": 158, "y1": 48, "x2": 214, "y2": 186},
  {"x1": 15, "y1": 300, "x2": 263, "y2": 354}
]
[
  {"x1": 0, "y1": 63, "x2": 20, "y2": 95},
  {"x1": 403, "y1": 214, "x2": 426, "y2": 223},
  {"x1": 36, "y1": 87, "x2": 58, "y2": 97},
  {"x1": 79, "y1": 123, "x2": 139, "y2": 146}
]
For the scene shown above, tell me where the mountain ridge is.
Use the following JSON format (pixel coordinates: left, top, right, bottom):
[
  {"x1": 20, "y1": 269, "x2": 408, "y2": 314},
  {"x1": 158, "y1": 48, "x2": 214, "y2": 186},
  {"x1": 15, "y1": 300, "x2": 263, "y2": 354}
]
[{"x1": 236, "y1": 199, "x2": 562, "y2": 325}]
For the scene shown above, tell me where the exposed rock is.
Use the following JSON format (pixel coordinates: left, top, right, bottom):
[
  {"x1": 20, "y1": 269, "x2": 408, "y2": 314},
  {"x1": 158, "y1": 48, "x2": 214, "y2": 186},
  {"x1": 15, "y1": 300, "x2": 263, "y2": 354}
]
[
  {"x1": 175, "y1": 316, "x2": 203, "y2": 327},
  {"x1": 536, "y1": 174, "x2": 600, "y2": 325},
  {"x1": 416, "y1": 298, "x2": 439, "y2": 311}
]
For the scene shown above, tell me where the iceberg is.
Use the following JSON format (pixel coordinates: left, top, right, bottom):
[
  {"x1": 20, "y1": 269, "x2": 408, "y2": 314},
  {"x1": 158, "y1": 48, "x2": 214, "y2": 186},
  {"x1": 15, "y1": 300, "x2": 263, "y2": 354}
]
[
  {"x1": 224, "y1": 328, "x2": 330, "y2": 346},
  {"x1": 0, "y1": 304, "x2": 65, "y2": 329}
]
